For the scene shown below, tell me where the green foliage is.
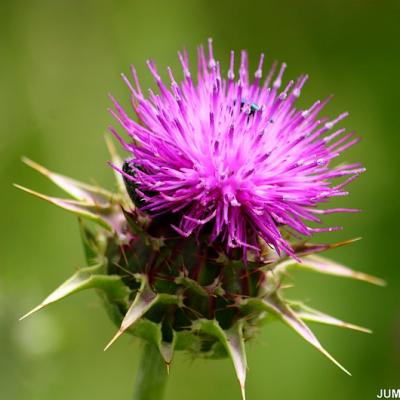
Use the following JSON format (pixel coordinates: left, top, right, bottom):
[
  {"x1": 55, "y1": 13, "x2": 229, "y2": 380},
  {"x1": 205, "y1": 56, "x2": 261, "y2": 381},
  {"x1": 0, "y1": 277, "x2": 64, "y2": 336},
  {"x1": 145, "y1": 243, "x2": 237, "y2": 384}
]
[{"x1": 16, "y1": 150, "x2": 385, "y2": 399}]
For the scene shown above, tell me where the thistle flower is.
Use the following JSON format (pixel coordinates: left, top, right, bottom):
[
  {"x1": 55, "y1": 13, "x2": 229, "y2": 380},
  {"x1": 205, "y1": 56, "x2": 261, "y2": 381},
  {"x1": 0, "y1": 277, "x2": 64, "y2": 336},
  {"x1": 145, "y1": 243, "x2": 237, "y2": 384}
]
[
  {"x1": 112, "y1": 38, "x2": 364, "y2": 257},
  {"x1": 17, "y1": 40, "x2": 384, "y2": 400}
]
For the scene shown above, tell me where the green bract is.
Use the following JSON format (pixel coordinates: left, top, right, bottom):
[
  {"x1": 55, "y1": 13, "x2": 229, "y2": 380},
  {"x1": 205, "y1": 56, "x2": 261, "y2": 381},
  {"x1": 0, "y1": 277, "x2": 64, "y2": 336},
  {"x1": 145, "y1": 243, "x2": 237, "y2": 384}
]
[{"x1": 17, "y1": 139, "x2": 384, "y2": 400}]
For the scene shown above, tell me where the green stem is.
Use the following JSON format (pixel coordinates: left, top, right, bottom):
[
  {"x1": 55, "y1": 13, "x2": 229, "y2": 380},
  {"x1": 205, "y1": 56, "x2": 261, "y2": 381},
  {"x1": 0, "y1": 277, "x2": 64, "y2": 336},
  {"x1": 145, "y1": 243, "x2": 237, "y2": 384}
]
[{"x1": 133, "y1": 342, "x2": 168, "y2": 400}]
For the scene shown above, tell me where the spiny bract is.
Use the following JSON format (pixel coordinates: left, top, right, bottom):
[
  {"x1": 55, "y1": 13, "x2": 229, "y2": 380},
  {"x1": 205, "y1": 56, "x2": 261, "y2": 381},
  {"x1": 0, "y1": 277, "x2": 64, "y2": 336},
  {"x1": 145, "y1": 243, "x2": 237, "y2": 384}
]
[{"x1": 17, "y1": 40, "x2": 384, "y2": 400}]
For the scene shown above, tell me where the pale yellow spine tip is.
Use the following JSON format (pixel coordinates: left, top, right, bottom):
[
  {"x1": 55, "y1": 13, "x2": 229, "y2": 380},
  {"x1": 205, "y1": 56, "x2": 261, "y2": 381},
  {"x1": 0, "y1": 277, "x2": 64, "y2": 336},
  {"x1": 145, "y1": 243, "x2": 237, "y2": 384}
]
[{"x1": 104, "y1": 330, "x2": 123, "y2": 351}]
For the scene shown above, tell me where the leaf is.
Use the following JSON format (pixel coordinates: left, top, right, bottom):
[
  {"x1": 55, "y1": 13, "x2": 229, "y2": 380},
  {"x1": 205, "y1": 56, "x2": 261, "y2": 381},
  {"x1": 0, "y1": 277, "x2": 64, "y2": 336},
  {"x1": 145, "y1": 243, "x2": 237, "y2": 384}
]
[
  {"x1": 122, "y1": 208, "x2": 164, "y2": 250},
  {"x1": 249, "y1": 295, "x2": 351, "y2": 376},
  {"x1": 105, "y1": 136, "x2": 128, "y2": 199},
  {"x1": 175, "y1": 274, "x2": 209, "y2": 297},
  {"x1": 104, "y1": 275, "x2": 179, "y2": 350},
  {"x1": 14, "y1": 184, "x2": 113, "y2": 231},
  {"x1": 130, "y1": 319, "x2": 176, "y2": 369},
  {"x1": 79, "y1": 219, "x2": 101, "y2": 264},
  {"x1": 159, "y1": 334, "x2": 176, "y2": 371},
  {"x1": 274, "y1": 254, "x2": 385, "y2": 286},
  {"x1": 193, "y1": 319, "x2": 247, "y2": 400},
  {"x1": 292, "y1": 237, "x2": 362, "y2": 257},
  {"x1": 174, "y1": 330, "x2": 201, "y2": 352},
  {"x1": 122, "y1": 208, "x2": 148, "y2": 239},
  {"x1": 22, "y1": 157, "x2": 114, "y2": 206},
  {"x1": 225, "y1": 321, "x2": 247, "y2": 400},
  {"x1": 20, "y1": 264, "x2": 130, "y2": 320},
  {"x1": 289, "y1": 301, "x2": 371, "y2": 333}
]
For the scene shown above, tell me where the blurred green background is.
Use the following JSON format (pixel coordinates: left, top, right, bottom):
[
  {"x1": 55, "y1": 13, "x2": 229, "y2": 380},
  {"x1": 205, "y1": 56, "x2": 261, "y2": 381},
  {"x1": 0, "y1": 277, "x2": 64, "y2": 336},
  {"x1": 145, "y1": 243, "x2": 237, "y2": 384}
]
[{"x1": 1, "y1": 1, "x2": 399, "y2": 399}]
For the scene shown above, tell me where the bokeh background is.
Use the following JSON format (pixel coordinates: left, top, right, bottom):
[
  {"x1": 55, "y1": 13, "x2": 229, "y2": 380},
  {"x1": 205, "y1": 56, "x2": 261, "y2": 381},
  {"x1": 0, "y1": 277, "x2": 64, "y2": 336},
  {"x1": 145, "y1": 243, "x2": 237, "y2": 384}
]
[{"x1": 1, "y1": 1, "x2": 399, "y2": 399}]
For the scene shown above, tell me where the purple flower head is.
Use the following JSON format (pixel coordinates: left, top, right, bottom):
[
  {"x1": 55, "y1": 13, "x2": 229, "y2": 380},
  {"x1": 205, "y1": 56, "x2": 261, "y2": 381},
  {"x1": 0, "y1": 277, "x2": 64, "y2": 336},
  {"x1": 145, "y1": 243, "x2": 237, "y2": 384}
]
[{"x1": 110, "y1": 39, "x2": 364, "y2": 257}]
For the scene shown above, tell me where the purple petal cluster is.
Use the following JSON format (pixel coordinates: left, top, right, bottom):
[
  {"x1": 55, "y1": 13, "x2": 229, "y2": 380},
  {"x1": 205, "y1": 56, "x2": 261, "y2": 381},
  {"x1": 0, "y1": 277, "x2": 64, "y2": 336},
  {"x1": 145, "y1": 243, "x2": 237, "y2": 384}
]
[{"x1": 110, "y1": 39, "x2": 364, "y2": 256}]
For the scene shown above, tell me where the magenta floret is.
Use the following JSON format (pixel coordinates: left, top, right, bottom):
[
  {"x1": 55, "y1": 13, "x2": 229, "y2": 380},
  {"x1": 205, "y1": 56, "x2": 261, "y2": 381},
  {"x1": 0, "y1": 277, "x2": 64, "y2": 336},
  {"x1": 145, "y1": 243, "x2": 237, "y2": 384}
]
[{"x1": 110, "y1": 39, "x2": 364, "y2": 256}]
